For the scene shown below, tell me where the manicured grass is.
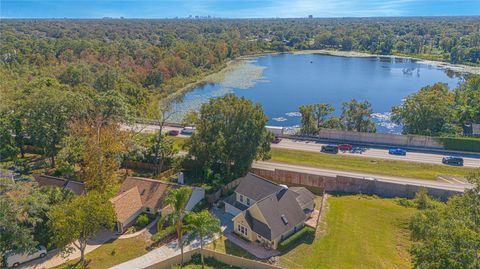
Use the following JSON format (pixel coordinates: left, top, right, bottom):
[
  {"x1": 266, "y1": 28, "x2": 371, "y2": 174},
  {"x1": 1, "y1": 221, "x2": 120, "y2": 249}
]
[
  {"x1": 177, "y1": 257, "x2": 241, "y2": 269},
  {"x1": 53, "y1": 236, "x2": 149, "y2": 269},
  {"x1": 270, "y1": 148, "x2": 474, "y2": 180},
  {"x1": 279, "y1": 195, "x2": 416, "y2": 269},
  {"x1": 206, "y1": 236, "x2": 256, "y2": 260}
]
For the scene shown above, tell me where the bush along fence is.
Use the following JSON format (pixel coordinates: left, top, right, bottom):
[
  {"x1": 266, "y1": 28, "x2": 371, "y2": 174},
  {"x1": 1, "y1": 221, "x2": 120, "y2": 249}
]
[{"x1": 438, "y1": 136, "x2": 480, "y2": 153}]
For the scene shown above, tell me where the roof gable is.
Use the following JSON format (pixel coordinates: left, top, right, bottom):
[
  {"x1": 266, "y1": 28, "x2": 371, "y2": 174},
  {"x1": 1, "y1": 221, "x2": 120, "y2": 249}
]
[
  {"x1": 235, "y1": 173, "x2": 282, "y2": 201},
  {"x1": 249, "y1": 189, "x2": 307, "y2": 240},
  {"x1": 119, "y1": 177, "x2": 178, "y2": 211},
  {"x1": 110, "y1": 186, "x2": 143, "y2": 223}
]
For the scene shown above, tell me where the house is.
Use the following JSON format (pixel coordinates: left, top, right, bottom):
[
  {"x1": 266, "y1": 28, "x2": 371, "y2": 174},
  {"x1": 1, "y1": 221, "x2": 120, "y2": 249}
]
[
  {"x1": 224, "y1": 173, "x2": 315, "y2": 249},
  {"x1": 34, "y1": 174, "x2": 85, "y2": 195},
  {"x1": 111, "y1": 176, "x2": 205, "y2": 233}
]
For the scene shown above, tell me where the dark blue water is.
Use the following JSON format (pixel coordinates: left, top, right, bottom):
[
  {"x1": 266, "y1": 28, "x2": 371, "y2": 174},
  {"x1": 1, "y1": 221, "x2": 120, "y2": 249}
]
[{"x1": 175, "y1": 54, "x2": 461, "y2": 133}]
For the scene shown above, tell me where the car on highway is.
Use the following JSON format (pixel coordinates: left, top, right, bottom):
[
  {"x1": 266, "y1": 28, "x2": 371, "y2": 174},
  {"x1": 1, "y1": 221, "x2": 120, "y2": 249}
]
[
  {"x1": 5, "y1": 245, "x2": 47, "y2": 268},
  {"x1": 167, "y1": 130, "x2": 179, "y2": 136},
  {"x1": 388, "y1": 148, "x2": 407, "y2": 156},
  {"x1": 442, "y1": 156, "x2": 464, "y2": 166},
  {"x1": 180, "y1": 126, "x2": 195, "y2": 135},
  {"x1": 321, "y1": 144, "x2": 339, "y2": 154},
  {"x1": 338, "y1": 144, "x2": 353, "y2": 151},
  {"x1": 272, "y1": 136, "x2": 282, "y2": 144}
]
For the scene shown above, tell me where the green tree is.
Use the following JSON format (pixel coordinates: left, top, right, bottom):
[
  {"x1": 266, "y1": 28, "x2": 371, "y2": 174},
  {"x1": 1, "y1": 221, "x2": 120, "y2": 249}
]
[
  {"x1": 49, "y1": 191, "x2": 116, "y2": 264},
  {"x1": 299, "y1": 105, "x2": 317, "y2": 135},
  {"x1": 409, "y1": 170, "x2": 480, "y2": 268},
  {"x1": 24, "y1": 77, "x2": 79, "y2": 167},
  {"x1": 313, "y1": 103, "x2": 335, "y2": 130},
  {"x1": 341, "y1": 99, "x2": 376, "y2": 133},
  {"x1": 392, "y1": 83, "x2": 456, "y2": 135},
  {"x1": 188, "y1": 94, "x2": 271, "y2": 181},
  {"x1": 165, "y1": 187, "x2": 192, "y2": 265},
  {"x1": 185, "y1": 210, "x2": 221, "y2": 269},
  {"x1": 0, "y1": 119, "x2": 19, "y2": 161},
  {"x1": 454, "y1": 76, "x2": 480, "y2": 125},
  {"x1": 0, "y1": 195, "x2": 35, "y2": 262}
]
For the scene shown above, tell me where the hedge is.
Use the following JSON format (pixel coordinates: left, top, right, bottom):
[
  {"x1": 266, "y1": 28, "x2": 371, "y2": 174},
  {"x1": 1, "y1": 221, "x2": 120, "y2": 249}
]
[
  {"x1": 438, "y1": 137, "x2": 480, "y2": 152},
  {"x1": 277, "y1": 226, "x2": 315, "y2": 251}
]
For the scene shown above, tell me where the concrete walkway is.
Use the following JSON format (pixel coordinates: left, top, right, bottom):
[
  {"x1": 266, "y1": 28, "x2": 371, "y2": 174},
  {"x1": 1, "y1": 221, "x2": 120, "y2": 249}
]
[
  {"x1": 118, "y1": 216, "x2": 159, "y2": 239},
  {"x1": 110, "y1": 234, "x2": 215, "y2": 269},
  {"x1": 20, "y1": 230, "x2": 115, "y2": 269}
]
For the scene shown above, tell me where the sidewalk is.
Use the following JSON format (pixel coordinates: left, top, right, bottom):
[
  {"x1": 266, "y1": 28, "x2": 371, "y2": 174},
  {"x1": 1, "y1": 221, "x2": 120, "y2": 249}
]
[
  {"x1": 21, "y1": 230, "x2": 115, "y2": 269},
  {"x1": 110, "y1": 235, "x2": 215, "y2": 269}
]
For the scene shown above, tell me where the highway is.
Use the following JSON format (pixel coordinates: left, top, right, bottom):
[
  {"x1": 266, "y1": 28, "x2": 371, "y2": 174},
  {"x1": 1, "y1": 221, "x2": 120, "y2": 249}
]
[
  {"x1": 253, "y1": 161, "x2": 472, "y2": 192},
  {"x1": 122, "y1": 123, "x2": 480, "y2": 168},
  {"x1": 272, "y1": 138, "x2": 480, "y2": 168}
]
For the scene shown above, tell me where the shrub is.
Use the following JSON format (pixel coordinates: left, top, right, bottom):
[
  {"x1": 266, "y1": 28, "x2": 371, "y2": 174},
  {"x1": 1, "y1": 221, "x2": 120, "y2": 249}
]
[
  {"x1": 396, "y1": 198, "x2": 415, "y2": 208},
  {"x1": 136, "y1": 214, "x2": 150, "y2": 228},
  {"x1": 438, "y1": 136, "x2": 480, "y2": 152},
  {"x1": 278, "y1": 226, "x2": 315, "y2": 251},
  {"x1": 156, "y1": 215, "x2": 167, "y2": 232},
  {"x1": 151, "y1": 225, "x2": 175, "y2": 242}
]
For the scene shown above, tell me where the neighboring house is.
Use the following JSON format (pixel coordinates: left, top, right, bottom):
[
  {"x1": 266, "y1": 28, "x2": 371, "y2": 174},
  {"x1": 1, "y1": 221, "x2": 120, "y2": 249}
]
[
  {"x1": 111, "y1": 176, "x2": 205, "y2": 233},
  {"x1": 224, "y1": 173, "x2": 315, "y2": 249},
  {"x1": 34, "y1": 174, "x2": 85, "y2": 195}
]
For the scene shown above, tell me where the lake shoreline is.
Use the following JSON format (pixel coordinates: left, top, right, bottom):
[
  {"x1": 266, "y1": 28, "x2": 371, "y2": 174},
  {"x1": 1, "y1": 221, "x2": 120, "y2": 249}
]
[{"x1": 290, "y1": 49, "x2": 480, "y2": 75}]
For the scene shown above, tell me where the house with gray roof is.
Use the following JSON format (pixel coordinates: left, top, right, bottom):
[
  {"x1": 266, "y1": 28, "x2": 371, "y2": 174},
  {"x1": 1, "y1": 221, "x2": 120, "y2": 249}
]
[{"x1": 224, "y1": 173, "x2": 315, "y2": 249}]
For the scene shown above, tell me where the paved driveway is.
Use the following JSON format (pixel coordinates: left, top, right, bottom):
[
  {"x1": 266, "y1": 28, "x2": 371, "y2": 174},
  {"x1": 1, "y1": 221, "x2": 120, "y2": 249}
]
[{"x1": 210, "y1": 207, "x2": 233, "y2": 233}]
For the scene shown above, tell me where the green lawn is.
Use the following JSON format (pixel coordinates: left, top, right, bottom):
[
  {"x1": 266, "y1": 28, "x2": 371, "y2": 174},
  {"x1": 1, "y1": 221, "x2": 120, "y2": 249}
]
[
  {"x1": 270, "y1": 148, "x2": 474, "y2": 180},
  {"x1": 279, "y1": 195, "x2": 416, "y2": 269},
  {"x1": 206, "y1": 236, "x2": 256, "y2": 260},
  {"x1": 53, "y1": 236, "x2": 149, "y2": 269}
]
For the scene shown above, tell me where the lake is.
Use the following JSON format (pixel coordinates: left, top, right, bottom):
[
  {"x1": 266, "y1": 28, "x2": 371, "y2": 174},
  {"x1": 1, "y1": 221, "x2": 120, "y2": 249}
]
[{"x1": 171, "y1": 53, "x2": 462, "y2": 133}]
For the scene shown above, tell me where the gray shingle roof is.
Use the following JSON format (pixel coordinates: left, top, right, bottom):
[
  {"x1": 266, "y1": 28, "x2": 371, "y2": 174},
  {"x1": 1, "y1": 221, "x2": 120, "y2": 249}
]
[
  {"x1": 224, "y1": 193, "x2": 249, "y2": 211},
  {"x1": 235, "y1": 173, "x2": 282, "y2": 201},
  {"x1": 290, "y1": 187, "x2": 316, "y2": 208},
  {"x1": 253, "y1": 189, "x2": 307, "y2": 240}
]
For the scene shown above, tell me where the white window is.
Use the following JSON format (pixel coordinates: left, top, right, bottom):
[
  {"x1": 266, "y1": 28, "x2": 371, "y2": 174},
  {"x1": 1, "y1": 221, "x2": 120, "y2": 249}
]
[
  {"x1": 237, "y1": 224, "x2": 248, "y2": 236},
  {"x1": 239, "y1": 195, "x2": 244, "y2": 203}
]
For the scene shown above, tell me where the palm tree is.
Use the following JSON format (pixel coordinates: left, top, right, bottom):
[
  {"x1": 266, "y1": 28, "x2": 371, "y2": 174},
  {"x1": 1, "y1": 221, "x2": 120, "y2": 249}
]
[
  {"x1": 165, "y1": 187, "x2": 192, "y2": 264},
  {"x1": 185, "y1": 210, "x2": 221, "y2": 269}
]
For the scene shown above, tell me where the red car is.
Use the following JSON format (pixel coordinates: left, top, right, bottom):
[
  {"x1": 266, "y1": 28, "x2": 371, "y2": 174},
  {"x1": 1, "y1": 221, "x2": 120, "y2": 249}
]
[
  {"x1": 167, "y1": 130, "x2": 179, "y2": 136},
  {"x1": 338, "y1": 144, "x2": 353, "y2": 151},
  {"x1": 272, "y1": 137, "x2": 282, "y2": 144}
]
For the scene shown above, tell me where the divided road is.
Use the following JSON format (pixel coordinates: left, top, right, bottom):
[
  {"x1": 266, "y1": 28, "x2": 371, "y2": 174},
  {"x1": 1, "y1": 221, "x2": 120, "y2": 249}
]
[
  {"x1": 122, "y1": 123, "x2": 480, "y2": 168},
  {"x1": 273, "y1": 139, "x2": 480, "y2": 168}
]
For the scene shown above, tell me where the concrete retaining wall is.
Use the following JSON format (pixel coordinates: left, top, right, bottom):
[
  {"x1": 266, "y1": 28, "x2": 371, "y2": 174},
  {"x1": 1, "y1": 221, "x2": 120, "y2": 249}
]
[
  {"x1": 289, "y1": 128, "x2": 444, "y2": 149},
  {"x1": 144, "y1": 249, "x2": 282, "y2": 269},
  {"x1": 251, "y1": 168, "x2": 461, "y2": 201}
]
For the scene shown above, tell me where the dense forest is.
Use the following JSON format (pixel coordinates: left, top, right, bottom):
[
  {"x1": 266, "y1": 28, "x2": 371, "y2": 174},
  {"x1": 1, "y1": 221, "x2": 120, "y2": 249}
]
[{"x1": 1, "y1": 17, "x2": 480, "y2": 118}]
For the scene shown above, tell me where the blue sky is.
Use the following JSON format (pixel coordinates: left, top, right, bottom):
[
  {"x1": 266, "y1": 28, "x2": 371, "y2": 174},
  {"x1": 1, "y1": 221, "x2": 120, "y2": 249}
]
[{"x1": 1, "y1": 0, "x2": 479, "y2": 18}]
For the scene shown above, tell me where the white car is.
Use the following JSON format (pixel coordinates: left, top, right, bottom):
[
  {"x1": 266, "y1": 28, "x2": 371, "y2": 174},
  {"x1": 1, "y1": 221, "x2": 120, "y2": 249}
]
[
  {"x1": 5, "y1": 245, "x2": 47, "y2": 267},
  {"x1": 181, "y1": 126, "x2": 195, "y2": 135}
]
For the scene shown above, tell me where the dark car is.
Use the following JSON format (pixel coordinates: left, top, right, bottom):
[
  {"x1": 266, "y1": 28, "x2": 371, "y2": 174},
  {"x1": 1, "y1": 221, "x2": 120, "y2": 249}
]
[
  {"x1": 167, "y1": 130, "x2": 179, "y2": 136},
  {"x1": 321, "y1": 144, "x2": 339, "y2": 154},
  {"x1": 388, "y1": 148, "x2": 407, "y2": 156},
  {"x1": 442, "y1": 156, "x2": 464, "y2": 166},
  {"x1": 272, "y1": 137, "x2": 282, "y2": 144},
  {"x1": 338, "y1": 144, "x2": 353, "y2": 151}
]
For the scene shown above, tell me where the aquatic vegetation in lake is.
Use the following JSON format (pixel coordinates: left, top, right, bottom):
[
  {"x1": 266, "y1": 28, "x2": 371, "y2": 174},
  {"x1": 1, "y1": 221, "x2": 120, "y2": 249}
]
[
  {"x1": 272, "y1": 117, "x2": 288, "y2": 122},
  {"x1": 285, "y1": 112, "x2": 301, "y2": 117},
  {"x1": 169, "y1": 59, "x2": 266, "y2": 123}
]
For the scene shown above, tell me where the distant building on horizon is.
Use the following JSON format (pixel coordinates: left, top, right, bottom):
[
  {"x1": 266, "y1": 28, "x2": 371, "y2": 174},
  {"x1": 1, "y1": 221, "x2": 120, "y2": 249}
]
[{"x1": 308, "y1": 15, "x2": 313, "y2": 19}]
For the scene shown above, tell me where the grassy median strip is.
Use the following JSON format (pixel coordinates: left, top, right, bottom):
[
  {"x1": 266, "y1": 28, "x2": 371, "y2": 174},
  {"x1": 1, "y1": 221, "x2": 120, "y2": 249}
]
[
  {"x1": 279, "y1": 195, "x2": 415, "y2": 269},
  {"x1": 270, "y1": 148, "x2": 475, "y2": 180}
]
